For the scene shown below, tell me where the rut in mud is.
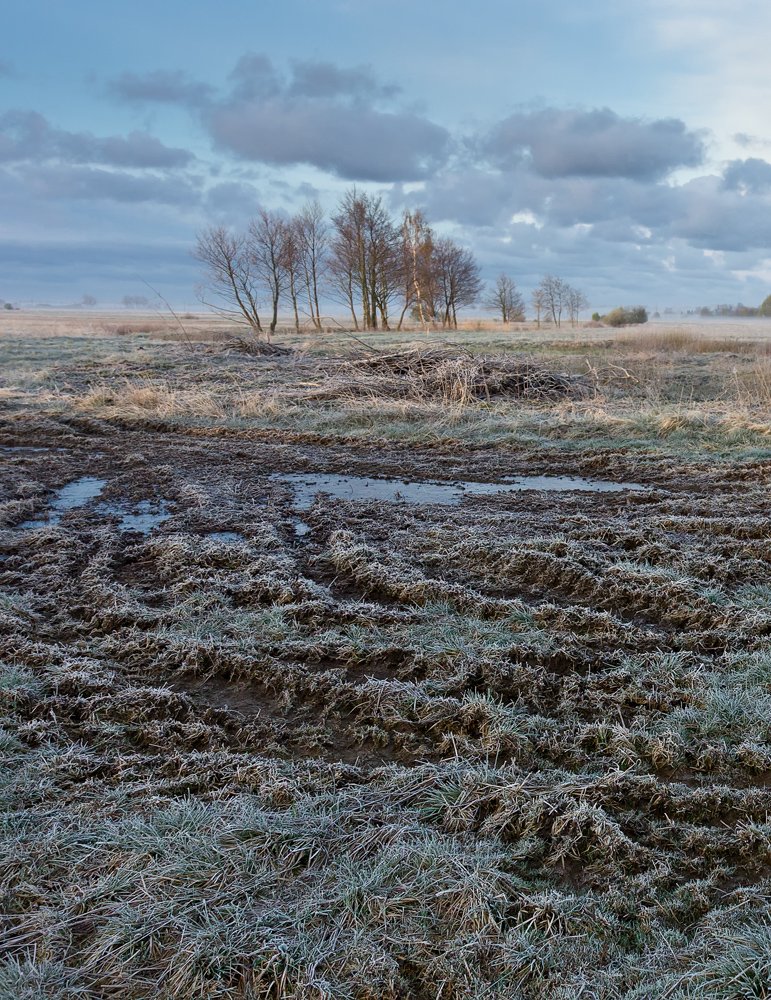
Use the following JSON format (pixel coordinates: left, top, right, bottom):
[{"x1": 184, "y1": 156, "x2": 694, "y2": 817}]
[{"x1": 3, "y1": 414, "x2": 771, "y2": 998}]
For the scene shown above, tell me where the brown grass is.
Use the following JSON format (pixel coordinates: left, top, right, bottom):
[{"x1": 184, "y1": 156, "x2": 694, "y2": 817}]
[
  {"x1": 2, "y1": 419, "x2": 771, "y2": 996},
  {"x1": 617, "y1": 326, "x2": 771, "y2": 355}
]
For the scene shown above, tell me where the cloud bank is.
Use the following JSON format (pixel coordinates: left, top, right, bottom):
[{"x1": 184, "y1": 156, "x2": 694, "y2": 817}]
[{"x1": 4, "y1": 51, "x2": 771, "y2": 306}]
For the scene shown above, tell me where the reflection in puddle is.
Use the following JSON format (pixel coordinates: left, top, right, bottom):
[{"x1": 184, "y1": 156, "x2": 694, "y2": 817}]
[
  {"x1": 275, "y1": 472, "x2": 647, "y2": 510},
  {"x1": 207, "y1": 532, "x2": 246, "y2": 544},
  {"x1": 100, "y1": 499, "x2": 172, "y2": 534},
  {"x1": 18, "y1": 477, "x2": 107, "y2": 529}
]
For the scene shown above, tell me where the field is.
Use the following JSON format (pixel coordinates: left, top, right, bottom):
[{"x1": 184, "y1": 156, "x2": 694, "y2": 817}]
[{"x1": 3, "y1": 312, "x2": 771, "y2": 998}]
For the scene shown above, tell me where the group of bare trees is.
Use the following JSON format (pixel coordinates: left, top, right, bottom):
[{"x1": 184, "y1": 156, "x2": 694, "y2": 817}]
[
  {"x1": 530, "y1": 274, "x2": 588, "y2": 328},
  {"x1": 194, "y1": 195, "x2": 589, "y2": 338},
  {"x1": 193, "y1": 202, "x2": 328, "y2": 339},
  {"x1": 194, "y1": 192, "x2": 482, "y2": 339}
]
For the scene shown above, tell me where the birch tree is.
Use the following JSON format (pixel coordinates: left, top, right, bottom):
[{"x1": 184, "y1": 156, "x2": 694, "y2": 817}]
[{"x1": 400, "y1": 209, "x2": 433, "y2": 330}]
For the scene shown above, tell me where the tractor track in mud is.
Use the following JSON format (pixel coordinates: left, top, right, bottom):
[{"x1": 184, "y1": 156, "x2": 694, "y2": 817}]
[{"x1": 5, "y1": 412, "x2": 771, "y2": 996}]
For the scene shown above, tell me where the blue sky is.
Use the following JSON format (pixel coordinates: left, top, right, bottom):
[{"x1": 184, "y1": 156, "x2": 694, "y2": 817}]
[{"x1": 3, "y1": 0, "x2": 771, "y2": 311}]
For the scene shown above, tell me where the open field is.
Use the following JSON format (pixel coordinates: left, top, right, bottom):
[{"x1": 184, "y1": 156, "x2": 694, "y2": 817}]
[{"x1": 3, "y1": 315, "x2": 771, "y2": 997}]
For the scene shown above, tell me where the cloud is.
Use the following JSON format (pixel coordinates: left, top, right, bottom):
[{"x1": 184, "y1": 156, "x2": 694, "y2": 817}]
[
  {"x1": 0, "y1": 111, "x2": 193, "y2": 168},
  {"x1": 0, "y1": 238, "x2": 200, "y2": 303},
  {"x1": 110, "y1": 54, "x2": 451, "y2": 182},
  {"x1": 207, "y1": 100, "x2": 449, "y2": 181},
  {"x1": 203, "y1": 180, "x2": 262, "y2": 220},
  {"x1": 414, "y1": 155, "x2": 771, "y2": 257},
  {"x1": 108, "y1": 70, "x2": 214, "y2": 107},
  {"x1": 225, "y1": 54, "x2": 282, "y2": 102},
  {"x1": 20, "y1": 164, "x2": 201, "y2": 205},
  {"x1": 210, "y1": 55, "x2": 450, "y2": 181},
  {"x1": 722, "y1": 157, "x2": 771, "y2": 194},
  {"x1": 481, "y1": 107, "x2": 705, "y2": 179},
  {"x1": 287, "y1": 59, "x2": 400, "y2": 101}
]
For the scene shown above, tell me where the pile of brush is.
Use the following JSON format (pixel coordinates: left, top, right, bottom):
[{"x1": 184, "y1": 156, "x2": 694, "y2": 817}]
[
  {"x1": 222, "y1": 336, "x2": 294, "y2": 356},
  {"x1": 315, "y1": 346, "x2": 585, "y2": 403}
]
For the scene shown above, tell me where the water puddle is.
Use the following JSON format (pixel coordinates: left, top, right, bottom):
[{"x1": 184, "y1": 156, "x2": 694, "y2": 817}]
[
  {"x1": 99, "y1": 499, "x2": 173, "y2": 534},
  {"x1": 293, "y1": 519, "x2": 312, "y2": 537},
  {"x1": 17, "y1": 478, "x2": 172, "y2": 534},
  {"x1": 206, "y1": 531, "x2": 246, "y2": 544},
  {"x1": 0, "y1": 446, "x2": 52, "y2": 453},
  {"x1": 274, "y1": 472, "x2": 647, "y2": 510},
  {"x1": 18, "y1": 477, "x2": 107, "y2": 529}
]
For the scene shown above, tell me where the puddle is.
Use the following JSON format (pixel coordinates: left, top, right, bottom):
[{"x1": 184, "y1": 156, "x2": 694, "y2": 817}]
[
  {"x1": 207, "y1": 531, "x2": 246, "y2": 544},
  {"x1": 293, "y1": 520, "x2": 312, "y2": 537},
  {"x1": 274, "y1": 472, "x2": 648, "y2": 510},
  {"x1": 16, "y1": 479, "x2": 172, "y2": 534},
  {"x1": 18, "y1": 477, "x2": 107, "y2": 529},
  {"x1": 0, "y1": 446, "x2": 51, "y2": 453},
  {"x1": 99, "y1": 499, "x2": 172, "y2": 534}
]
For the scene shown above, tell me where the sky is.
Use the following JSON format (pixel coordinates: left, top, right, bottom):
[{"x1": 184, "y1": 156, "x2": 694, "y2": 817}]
[{"x1": 3, "y1": 0, "x2": 771, "y2": 312}]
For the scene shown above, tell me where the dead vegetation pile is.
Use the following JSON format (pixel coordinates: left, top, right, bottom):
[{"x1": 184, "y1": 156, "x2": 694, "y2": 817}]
[
  {"x1": 222, "y1": 337, "x2": 295, "y2": 357},
  {"x1": 2, "y1": 421, "x2": 771, "y2": 997},
  {"x1": 313, "y1": 346, "x2": 587, "y2": 403}
]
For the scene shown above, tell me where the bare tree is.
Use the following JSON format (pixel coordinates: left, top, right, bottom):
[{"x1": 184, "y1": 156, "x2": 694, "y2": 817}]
[
  {"x1": 566, "y1": 286, "x2": 589, "y2": 327},
  {"x1": 328, "y1": 190, "x2": 365, "y2": 330},
  {"x1": 122, "y1": 294, "x2": 150, "y2": 309},
  {"x1": 400, "y1": 209, "x2": 433, "y2": 330},
  {"x1": 530, "y1": 286, "x2": 547, "y2": 329},
  {"x1": 536, "y1": 274, "x2": 567, "y2": 328},
  {"x1": 295, "y1": 200, "x2": 328, "y2": 331},
  {"x1": 249, "y1": 210, "x2": 288, "y2": 338},
  {"x1": 280, "y1": 222, "x2": 304, "y2": 333},
  {"x1": 364, "y1": 198, "x2": 402, "y2": 330},
  {"x1": 433, "y1": 237, "x2": 482, "y2": 328},
  {"x1": 82, "y1": 294, "x2": 97, "y2": 308},
  {"x1": 329, "y1": 189, "x2": 402, "y2": 331},
  {"x1": 192, "y1": 227, "x2": 262, "y2": 335},
  {"x1": 483, "y1": 274, "x2": 525, "y2": 324}
]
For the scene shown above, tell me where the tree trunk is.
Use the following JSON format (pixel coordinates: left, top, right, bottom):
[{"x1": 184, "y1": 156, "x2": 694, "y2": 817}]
[
  {"x1": 289, "y1": 273, "x2": 300, "y2": 332},
  {"x1": 312, "y1": 274, "x2": 322, "y2": 331}
]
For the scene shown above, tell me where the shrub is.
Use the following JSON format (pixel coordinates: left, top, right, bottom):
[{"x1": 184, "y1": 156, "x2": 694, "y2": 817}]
[{"x1": 602, "y1": 306, "x2": 648, "y2": 327}]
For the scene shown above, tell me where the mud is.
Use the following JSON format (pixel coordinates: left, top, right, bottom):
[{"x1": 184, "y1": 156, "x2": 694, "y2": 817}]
[{"x1": 4, "y1": 411, "x2": 771, "y2": 997}]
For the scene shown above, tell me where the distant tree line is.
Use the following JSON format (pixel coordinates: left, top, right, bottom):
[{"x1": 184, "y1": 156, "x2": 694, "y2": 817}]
[
  {"x1": 194, "y1": 192, "x2": 590, "y2": 338},
  {"x1": 695, "y1": 297, "x2": 771, "y2": 318}
]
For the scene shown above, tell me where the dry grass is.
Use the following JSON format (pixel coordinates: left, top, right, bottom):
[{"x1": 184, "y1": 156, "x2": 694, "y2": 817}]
[
  {"x1": 1, "y1": 315, "x2": 771, "y2": 998},
  {"x1": 2, "y1": 418, "x2": 771, "y2": 996},
  {"x1": 618, "y1": 326, "x2": 771, "y2": 355}
]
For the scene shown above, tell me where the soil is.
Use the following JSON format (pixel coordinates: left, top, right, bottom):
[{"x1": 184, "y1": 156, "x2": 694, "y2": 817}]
[{"x1": 4, "y1": 410, "x2": 771, "y2": 996}]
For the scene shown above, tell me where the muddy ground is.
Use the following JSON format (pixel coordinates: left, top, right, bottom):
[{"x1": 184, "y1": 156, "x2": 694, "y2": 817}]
[{"x1": 3, "y1": 411, "x2": 771, "y2": 997}]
